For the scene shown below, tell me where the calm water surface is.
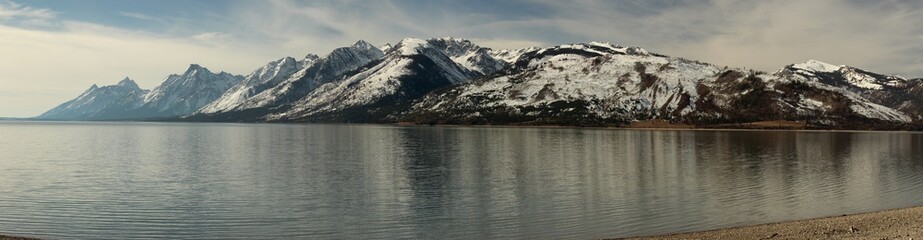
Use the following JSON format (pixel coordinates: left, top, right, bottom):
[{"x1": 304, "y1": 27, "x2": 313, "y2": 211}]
[{"x1": 1, "y1": 121, "x2": 923, "y2": 239}]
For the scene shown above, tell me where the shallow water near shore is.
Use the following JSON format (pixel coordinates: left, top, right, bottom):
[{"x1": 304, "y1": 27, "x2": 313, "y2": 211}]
[{"x1": 1, "y1": 121, "x2": 923, "y2": 239}]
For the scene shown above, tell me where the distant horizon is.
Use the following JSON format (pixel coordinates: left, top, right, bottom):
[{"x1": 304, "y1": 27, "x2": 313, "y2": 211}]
[{"x1": 2, "y1": 0, "x2": 922, "y2": 117}]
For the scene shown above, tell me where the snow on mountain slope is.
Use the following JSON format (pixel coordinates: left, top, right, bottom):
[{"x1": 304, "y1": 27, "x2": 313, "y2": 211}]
[
  {"x1": 408, "y1": 42, "x2": 913, "y2": 125},
  {"x1": 777, "y1": 60, "x2": 917, "y2": 121},
  {"x1": 489, "y1": 47, "x2": 541, "y2": 64},
  {"x1": 139, "y1": 64, "x2": 243, "y2": 116},
  {"x1": 781, "y1": 60, "x2": 907, "y2": 90},
  {"x1": 427, "y1": 37, "x2": 506, "y2": 75},
  {"x1": 379, "y1": 43, "x2": 393, "y2": 53},
  {"x1": 213, "y1": 40, "x2": 385, "y2": 114},
  {"x1": 790, "y1": 59, "x2": 842, "y2": 73},
  {"x1": 198, "y1": 56, "x2": 314, "y2": 114},
  {"x1": 36, "y1": 37, "x2": 923, "y2": 127},
  {"x1": 273, "y1": 37, "x2": 494, "y2": 121},
  {"x1": 768, "y1": 73, "x2": 911, "y2": 123},
  {"x1": 411, "y1": 42, "x2": 713, "y2": 121},
  {"x1": 38, "y1": 77, "x2": 148, "y2": 120}
]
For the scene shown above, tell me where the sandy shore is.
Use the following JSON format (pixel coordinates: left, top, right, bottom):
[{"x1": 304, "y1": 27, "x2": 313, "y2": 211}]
[{"x1": 623, "y1": 206, "x2": 923, "y2": 240}]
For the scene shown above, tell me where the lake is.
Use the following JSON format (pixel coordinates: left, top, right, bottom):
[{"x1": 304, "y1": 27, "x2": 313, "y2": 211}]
[{"x1": 1, "y1": 121, "x2": 922, "y2": 239}]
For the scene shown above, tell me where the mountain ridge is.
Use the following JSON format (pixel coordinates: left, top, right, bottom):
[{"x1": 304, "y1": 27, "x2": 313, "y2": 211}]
[{"x1": 35, "y1": 37, "x2": 923, "y2": 130}]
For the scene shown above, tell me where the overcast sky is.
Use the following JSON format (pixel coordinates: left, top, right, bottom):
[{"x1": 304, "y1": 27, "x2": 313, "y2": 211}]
[{"x1": 1, "y1": 0, "x2": 921, "y2": 117}]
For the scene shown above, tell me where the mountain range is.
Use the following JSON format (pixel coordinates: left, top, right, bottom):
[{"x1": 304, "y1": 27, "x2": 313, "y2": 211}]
[{"x1": 36, "y1": 37, "x2": 923, "y2": 130}]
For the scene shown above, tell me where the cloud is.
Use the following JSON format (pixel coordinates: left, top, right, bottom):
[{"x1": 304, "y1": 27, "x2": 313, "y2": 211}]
[
  {"x1": 411, "y1": 0, "x2": 923, "y2": 76},
  {"x1": 224, "y1": 1, "x2": 414, "y2": 52},
  {"x1": 0, "y1": 0, "x2": 56, "y2": 26},
  {"x1": 192, "y1": 32, "x2": 235, "y2": 47},
  {"x1": 0, "y1": 0, "x2": 55, "y2": 20},
  {"x1": 222, "y1": 1, "x2": 567, "y2": 55},
  {"x1": 0, "y1": 21, "x2": 285, "y2": 117},
  {"x1": 3, "y1": 0, "x2": 923, "y2": 117},
  {"x1": 118, "y1": 11, "x2": 163, "y2": 23},
  {"x1": 467, "y1": 38, "x2": 545, "y2": 50},
  {"x1": 646, "y1": 0, "x2": 923, "y2": 76}
]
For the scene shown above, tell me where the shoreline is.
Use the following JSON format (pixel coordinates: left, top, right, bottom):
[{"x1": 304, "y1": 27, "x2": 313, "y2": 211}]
[
  {"x1": 0, "y1": 119, "x2": 923, "y2": 133},
  {"x1": 621, "y1": 206, "x2": 923, "y2": 240},
  {"x1": 401, "y1": 123, "x2": 923, "y2": 134},
  {"x1": 5, "y1": 207, "x2": 923, "y2": 239},
  {"x1": 0, "y1": 235, "x2": 37, "y2": 240}
]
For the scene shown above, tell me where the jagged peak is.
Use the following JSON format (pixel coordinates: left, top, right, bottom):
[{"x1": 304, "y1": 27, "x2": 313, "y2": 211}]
[
  {"x1": 250, "y1": 57, "x2": 295, "y2": 73},
  {"x1": 78, "y1": 84, "x2": 99, "y2": 96},
  {"x1": 394, "y1": 37, "x2": 475, "y2": 48},
  {"x1": 352, "y1": 39, "x2": 374, "y2": 49},
  {"x1": 304, "y1": 53, "x2": 320, "y2": 61},
  {"x1": 430, "y1": 36, "x2": 473, "y2": 44},
  {"x1": 323, "y1": 40, "x2": 384, "y2": 61},
  {"x1": 426, "y1": 37, "x2": 484, "y2": 56},
  {"x1": 185, "y1": 63, "x2": 209, "y2": 74},
  {"x1": 117, "y1": 77, "x2": 140, "y2": 89},
  {"x1": 269, "y1": 56, "x2": 297, "y2": 68},
  {"x1": 348, "y1": 40, "x2": 384, "y2": 58}
]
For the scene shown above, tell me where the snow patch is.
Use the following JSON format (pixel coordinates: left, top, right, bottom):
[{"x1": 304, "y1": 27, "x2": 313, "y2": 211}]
[
  {"x1": 396, "y1": 38, "x2": 430, "y2": 56},
  {"x1": 792, "y1": 60, "x2": 842, "y2": 72}
]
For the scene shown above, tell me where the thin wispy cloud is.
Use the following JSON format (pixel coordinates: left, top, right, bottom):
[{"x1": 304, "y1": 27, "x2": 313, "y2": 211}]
[
  {"x1": 0, "y1": 2, "x2": 284, "y2": 117},
  {"x1": 191, "y1": 32, "x2": 237, "y2": 48},
  {"x1": 118, "y1": 11, "x2": 163, "y2": 23},
  {"x1": 0, "y1": 0, "x2": 55, "y2": 20},
  {"x1": 0, "y1": 0, "x2": 922, "y2": 118},
  {"x1": 0, "y1": 0, "x2": 57, "y2": 27},
  {"x1": 218, "y1": 0, "x2": 923, "y2": 77}
]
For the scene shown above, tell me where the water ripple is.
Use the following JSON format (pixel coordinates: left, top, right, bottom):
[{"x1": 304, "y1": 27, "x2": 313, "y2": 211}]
[{"x1": 1, "y1": 122, "x2": 923, "y2": 239}]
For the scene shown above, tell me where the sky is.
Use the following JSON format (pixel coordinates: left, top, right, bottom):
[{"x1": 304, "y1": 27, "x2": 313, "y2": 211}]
[{"x1": 1, "y1": 0, "x2": 922, "y2": 117}]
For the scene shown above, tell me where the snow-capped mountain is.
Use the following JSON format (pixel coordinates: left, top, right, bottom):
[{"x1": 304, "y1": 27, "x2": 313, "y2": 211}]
[
  {"x1": 197, "y1": 40, "x2": 386, "y2": 119},
  {"x1": 408, "y1": 42, "x2": 714, "y2": 124},
  {"x1": 38, "y1": 77, "x2": 148, "y2": 120},
  {"x1": 776, "y1": 60, "x2": 923, "y2": 121},
  {"x1": 38, "y1": 37, "x2": 923, "y2": 129},
  {"x1": 134, "y1": 64, "x2": 243, "y2": 118},
  {"x1": 272, "y1": 37, "x2": 503, "y2": 122},
  {"x1": 780, "y1": 60, "x2": 907, "y2": 90},
  {"x1": 406, "y1": 43, "x2": 915, "y2": 127},
  {"x1": 198, "y1": 56, "x2": 313, "y2": 114},
  {"x1": 489, "y1": 47, "x2": 541, "y2": 65},
  {"x1": 427, "y1": 37, "x2": 506, "y2": 75}
]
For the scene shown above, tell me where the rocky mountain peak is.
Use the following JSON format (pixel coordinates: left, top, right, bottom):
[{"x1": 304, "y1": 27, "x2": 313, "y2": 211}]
[{"x1": 117, "y1": 77, "x2": 140, "y2": 89}]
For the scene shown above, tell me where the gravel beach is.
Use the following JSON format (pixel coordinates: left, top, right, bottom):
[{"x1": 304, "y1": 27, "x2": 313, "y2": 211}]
[{"x1": 624, "y1": 206, "x2": 923, "y2": 240}]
